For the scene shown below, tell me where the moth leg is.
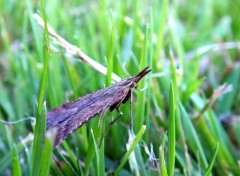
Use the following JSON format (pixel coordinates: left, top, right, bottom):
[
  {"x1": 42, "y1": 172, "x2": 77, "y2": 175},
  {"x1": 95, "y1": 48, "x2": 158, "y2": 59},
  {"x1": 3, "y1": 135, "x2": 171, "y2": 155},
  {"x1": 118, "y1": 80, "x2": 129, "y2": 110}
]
[
  {"x1": 130, "y1": 90, "x2": 133, "y2": 132},
  {"x1": 135, "y1": 86, "x2": 148, "y2": 92},
  {"x1": 99, "y1": 108, "x2": 123, "y2": 148}
]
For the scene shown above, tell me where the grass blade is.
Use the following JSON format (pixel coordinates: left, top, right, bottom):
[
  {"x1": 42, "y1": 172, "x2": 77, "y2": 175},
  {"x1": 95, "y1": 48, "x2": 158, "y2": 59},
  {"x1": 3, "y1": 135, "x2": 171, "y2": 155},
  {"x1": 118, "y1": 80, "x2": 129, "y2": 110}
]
[
  {"x1": 91, "y1": 129, "x2": 100, "y2": 176},
  {"x1": 135, "y1": 25, "x2": 149, "y2": 132},
  {"x1": 204, "y1": 142, "x2": 219, "y2": 176},
  {"x1": 31, "y1": 0, "x2": 50, "y2": 174},
  {"x1": 31, "y1": 102, "x2": 47, "y2": 176},
  {"x1": 153, "y1": 0, "x2": 169, "y2": 65},
  {"x1": 39, "y1": 130, "x2": 55, "y2": 176},
  {"x1": 178, "y1": 102, "x2": 208, "y2": 169},
  {"x1": 167, "y1": 82, "x2": 175, "y2": 176},
  {"x1": 159, "y1": 132, "x2": 168, "y2": 176},
  {"x1": 114, "y1": 125, "x2": 146, "y2": 175},
  {"x1": 12, "y1": 145, "x2": 22, "y2": 176},
  {"x1": 84, "y1": 120, "x2": 102, "y2": 176}
]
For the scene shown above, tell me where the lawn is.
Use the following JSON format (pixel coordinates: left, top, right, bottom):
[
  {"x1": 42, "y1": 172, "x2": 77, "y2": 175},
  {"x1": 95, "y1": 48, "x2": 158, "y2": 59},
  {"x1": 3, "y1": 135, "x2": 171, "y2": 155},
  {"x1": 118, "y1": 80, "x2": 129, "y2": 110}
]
[{"x1": 0, "y1": 0, "x2": 240, "y2": 175}]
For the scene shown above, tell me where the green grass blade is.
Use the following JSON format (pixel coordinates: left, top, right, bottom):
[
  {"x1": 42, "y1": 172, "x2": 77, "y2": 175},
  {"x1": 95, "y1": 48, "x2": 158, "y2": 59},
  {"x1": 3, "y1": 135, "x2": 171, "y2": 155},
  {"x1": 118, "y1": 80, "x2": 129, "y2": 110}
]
[
  {"x1": 106, "y1": 13, "x2": 122, "y2": 155},
  {"x1": 135, "y1": 25, "x2": 149, "y2": 132},
  {"x1": 169, "y1": 49, "x2": 178, "y2": 103},
  {"x1": 31, "y1": 102, "x2": 47, "y2": 176},
  {"x1": 0, "y1": 80, "x2": 15, "y2": 118},
  {"x1": 31, "y1": 0, "x2": 50, "y2": 175},
  {"x1": 169, "y1": 7, "x2": 184, "y2": 66},
  {"x1": 154, "y1": 0, "x2": 169, "y2": 64},
  {"x1": 39, "y1": 130, "x2": 55, "y2": 176},
  {"x1": 84, "y1": 120, "x2": 102, "y2": 176},
  {"x1": 0, "y1": 134, "x2": 33, "y2": 174},
  {"x1": 98, "y1": 143, "x2": 105, "y2": 176},
  {"x1": 159, "y1": 132, "x2": 168, "y2": 176},
  {"x1": 167, "y1": 82, "x2": 175, "y2": 176},
  {"x1": 217, "y1": 66, "x2": 240, "y2": 114},
  {"x1": 91, "y1": 129, "x2": 100, "y2": 176},
  {"x1": 56, "y1": 142, "x2": 78, "y2": 175},
  {"x1": 204, "y1": 142, "x2": 219, "y2": 176},
  {"x1": 178, "y1": 102, "x2": 208, "y2": 169},
  {"x1": 62, "y1": 141, "x2": 79, "y2": 171},
  {"x1": 106, "y1": 12, "x2": 114, "y2": 86},
  {"x1": 12, "y1": 145, "x2": 22, "y2": 176},
  {"x1": 0, "y1": 150, "x2": 14, "y2": 173},
  {"x1": 191, "y1": 93, "x2": 238, "y2": 174},
  {"x1": 114, "y1": 125, "x2": 146, "y2": 175},
  {"x1": 25, "y1": 0, "x2": 42, "y2": 58}
]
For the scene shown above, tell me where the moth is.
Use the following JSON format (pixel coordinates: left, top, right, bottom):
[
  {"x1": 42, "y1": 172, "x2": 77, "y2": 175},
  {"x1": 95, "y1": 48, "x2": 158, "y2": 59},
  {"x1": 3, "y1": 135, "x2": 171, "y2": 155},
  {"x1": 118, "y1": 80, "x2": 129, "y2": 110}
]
[{"x1": 47, "y1": 66, "x2": 151, "y2": 146}]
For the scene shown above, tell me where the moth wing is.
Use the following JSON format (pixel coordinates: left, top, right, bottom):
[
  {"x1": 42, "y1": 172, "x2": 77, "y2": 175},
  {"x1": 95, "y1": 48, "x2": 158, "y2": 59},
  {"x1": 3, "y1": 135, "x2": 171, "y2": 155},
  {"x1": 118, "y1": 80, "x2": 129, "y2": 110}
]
[
  {"x1": 53, "y1": 85, "x2": 131, "y2": 146},
  {"x1": 47, "y1": 85, "x2": 114, "y2": 127}
]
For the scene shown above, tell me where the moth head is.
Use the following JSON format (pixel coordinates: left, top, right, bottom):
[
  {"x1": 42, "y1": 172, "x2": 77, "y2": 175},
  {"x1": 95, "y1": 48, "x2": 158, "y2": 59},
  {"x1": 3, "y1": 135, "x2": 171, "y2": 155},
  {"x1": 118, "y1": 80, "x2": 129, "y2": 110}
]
[
  {"x1": 118, "y1": 67, "x2": 151, "y2": 88},
  {"x1": 133, "y1": 66, "x2": 151, "y2": 84}
]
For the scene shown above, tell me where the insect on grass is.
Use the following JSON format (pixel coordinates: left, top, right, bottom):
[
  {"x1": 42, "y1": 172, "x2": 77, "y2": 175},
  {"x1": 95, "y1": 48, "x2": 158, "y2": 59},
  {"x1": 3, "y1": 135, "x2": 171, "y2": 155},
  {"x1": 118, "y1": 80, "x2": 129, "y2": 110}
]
[{"x1": 47, "y1": 66, "x2": 151, "y2": 146}]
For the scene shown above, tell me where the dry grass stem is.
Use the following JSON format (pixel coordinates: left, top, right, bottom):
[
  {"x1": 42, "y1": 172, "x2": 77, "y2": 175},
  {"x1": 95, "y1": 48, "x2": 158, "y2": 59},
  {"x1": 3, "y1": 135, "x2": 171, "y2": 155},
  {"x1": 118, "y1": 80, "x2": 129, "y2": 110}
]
[
  {"x1": 195, "y1": 84, "x2": 232, "y2": 121},
  {"x1": 33, "y1": 13, "x2": 121, "y2": 83}
]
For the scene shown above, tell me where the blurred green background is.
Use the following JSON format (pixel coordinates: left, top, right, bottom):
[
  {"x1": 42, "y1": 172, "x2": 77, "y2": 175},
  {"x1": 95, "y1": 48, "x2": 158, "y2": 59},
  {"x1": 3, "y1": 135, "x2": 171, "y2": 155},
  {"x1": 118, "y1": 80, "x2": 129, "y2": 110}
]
[{"x1": 0, "y1": 0, "x2": 240, "y2": 175}]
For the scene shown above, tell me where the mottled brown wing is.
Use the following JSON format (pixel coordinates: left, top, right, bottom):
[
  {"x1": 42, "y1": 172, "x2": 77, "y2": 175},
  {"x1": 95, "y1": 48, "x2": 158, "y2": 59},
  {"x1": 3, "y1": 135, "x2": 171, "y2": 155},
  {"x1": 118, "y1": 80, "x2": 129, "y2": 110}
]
[
  {"x1": 53, "y1": 81, "x2": 132, "y2": 146},
  {"x1": 47, "y1": 84, "x2": 116, "y2": 127}
]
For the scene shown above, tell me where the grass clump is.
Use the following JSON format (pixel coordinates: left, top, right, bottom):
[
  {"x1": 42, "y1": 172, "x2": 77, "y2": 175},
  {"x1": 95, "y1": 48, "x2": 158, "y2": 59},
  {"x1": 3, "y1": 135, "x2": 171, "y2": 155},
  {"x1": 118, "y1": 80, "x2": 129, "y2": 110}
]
[{"x1": 0, "y1": 0, "x2": 240, "y2": 175}]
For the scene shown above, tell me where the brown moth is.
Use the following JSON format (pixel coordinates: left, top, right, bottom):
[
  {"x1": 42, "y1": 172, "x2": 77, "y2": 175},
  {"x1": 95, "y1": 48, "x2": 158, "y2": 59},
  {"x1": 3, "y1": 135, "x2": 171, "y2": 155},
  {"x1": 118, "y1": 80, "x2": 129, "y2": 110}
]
[{"x1": 47, "y1": 66, "x2": 151, "y2": 146}]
